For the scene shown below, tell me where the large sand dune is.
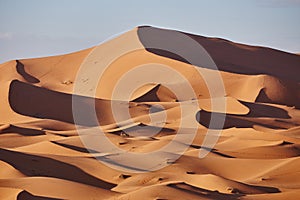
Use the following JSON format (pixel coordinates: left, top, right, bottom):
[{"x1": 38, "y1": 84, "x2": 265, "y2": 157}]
[{"x1": 0, "y1": 26, "x2": 300, "y2": 199}]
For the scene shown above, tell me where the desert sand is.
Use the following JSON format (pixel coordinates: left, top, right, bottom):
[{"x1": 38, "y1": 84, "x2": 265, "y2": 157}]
[{"x1": 0, "y1": 26, "x2": 300, "y2": 200}]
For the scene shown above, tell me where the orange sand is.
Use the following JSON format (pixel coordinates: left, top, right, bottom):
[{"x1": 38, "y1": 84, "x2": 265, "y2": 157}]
[{"x1": 0, "y1": 26, "x2": 300, "y2": 200}]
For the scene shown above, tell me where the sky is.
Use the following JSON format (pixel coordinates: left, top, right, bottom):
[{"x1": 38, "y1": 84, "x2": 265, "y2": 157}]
[{"x1": 0, "y1": 0, "x2": 300, "y2": 63}]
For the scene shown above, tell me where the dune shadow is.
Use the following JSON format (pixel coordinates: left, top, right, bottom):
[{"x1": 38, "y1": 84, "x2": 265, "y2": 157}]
[
  {"x1": 9, "y1": 80, "x2": 104, "y2": 126},
  {"x1": 94, "y1": 154, "x2": 150, "y2": 173},
  {"x1": 168, "y1": 182, "x2": 279, "y2": 199},
  {"x1": 0, "y1": 125, "x2": 45, "y2": 136},
  {"x1": 132, "y1": 84, "x2": 161, "y2": 102},
  {"x1": 190, "y1": 145, "x2": 235, "y2": 158},
  {"x1": 196, "y1": 100, "x2": 291, "y2": 129},
  {"x1": 197, "y1": 110, "x2": 282, "y2": 129},
  {"x1": 17, "y1": 190, "x2": 61, "y2": 200},
  {"x1": 0, "y1": 148, "x2": 116, "y2": 189},
  {"x1": 137, "y1": 26, "x2": 300, "y2": 82},
  {"x1": 168, "y1": 182, "x2": 243, "y2": 199},
  {"x1": 16, "y1": 60, "x2": 40, "y2": 84},
  {"x1": 51, "y1": 141, "x2": 99, "y2": 154},
  {"x1": 239, "y1": 101, "x2": 290, "y2": 118}
]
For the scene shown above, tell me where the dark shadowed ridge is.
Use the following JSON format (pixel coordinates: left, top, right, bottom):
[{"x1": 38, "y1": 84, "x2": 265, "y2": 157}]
[
  {"x1": 8, "y1": 80, "x2": 106, "y2": 126},
  {"x1": 0, "y1": 148, "x2": 116, "y2": 189},
  {"x1": 16, "y1": 60, "x2": 40, "y2": 84},
  {"x1": 0, "y1": 124, "x2": 45, "y2": 136},
  {"x1": 196, "y1": 100, "x2": 292, "y2": 129},
  {"x1": 17, "y1": 190, "x2": 61, "y2": 200},
  {"x1": 137, "y1": 26, "x2": 300, "y2": 82}
]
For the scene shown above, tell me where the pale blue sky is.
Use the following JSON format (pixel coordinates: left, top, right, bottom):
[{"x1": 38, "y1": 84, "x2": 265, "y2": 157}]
[{"x1": 0, "y1": 0, "x2": 299, "y2": 63}]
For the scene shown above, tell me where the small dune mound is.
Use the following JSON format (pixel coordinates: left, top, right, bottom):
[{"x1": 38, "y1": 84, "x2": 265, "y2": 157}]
[{"x1": 131, "y1": 83, "x2": 178, "y2": 102}]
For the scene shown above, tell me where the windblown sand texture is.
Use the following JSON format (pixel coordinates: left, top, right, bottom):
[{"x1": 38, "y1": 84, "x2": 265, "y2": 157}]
[{"x1": 1, "y1": 26, "x2": 300, "y2": 200}]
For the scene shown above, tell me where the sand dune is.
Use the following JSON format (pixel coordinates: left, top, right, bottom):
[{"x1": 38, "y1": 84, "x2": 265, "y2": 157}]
[{"x1": 0, "y1": 26, "x2": 299, "y2": 199}]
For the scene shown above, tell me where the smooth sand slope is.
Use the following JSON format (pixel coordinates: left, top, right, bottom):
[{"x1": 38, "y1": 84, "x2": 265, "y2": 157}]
[{"x1": 0, "y1": 26, "x2": 300, "y2": 200}]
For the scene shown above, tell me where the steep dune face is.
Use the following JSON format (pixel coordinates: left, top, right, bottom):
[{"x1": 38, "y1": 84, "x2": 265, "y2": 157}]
[
  {"x1": 138, "y1": 26, "x2": 300, "y2": 82},
  {"x1": 0, "y1": 26, "x2": 300, "y2": 199},
  {"x1": 138, "y1": 26, "x2": 300, "y2": 107}
]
